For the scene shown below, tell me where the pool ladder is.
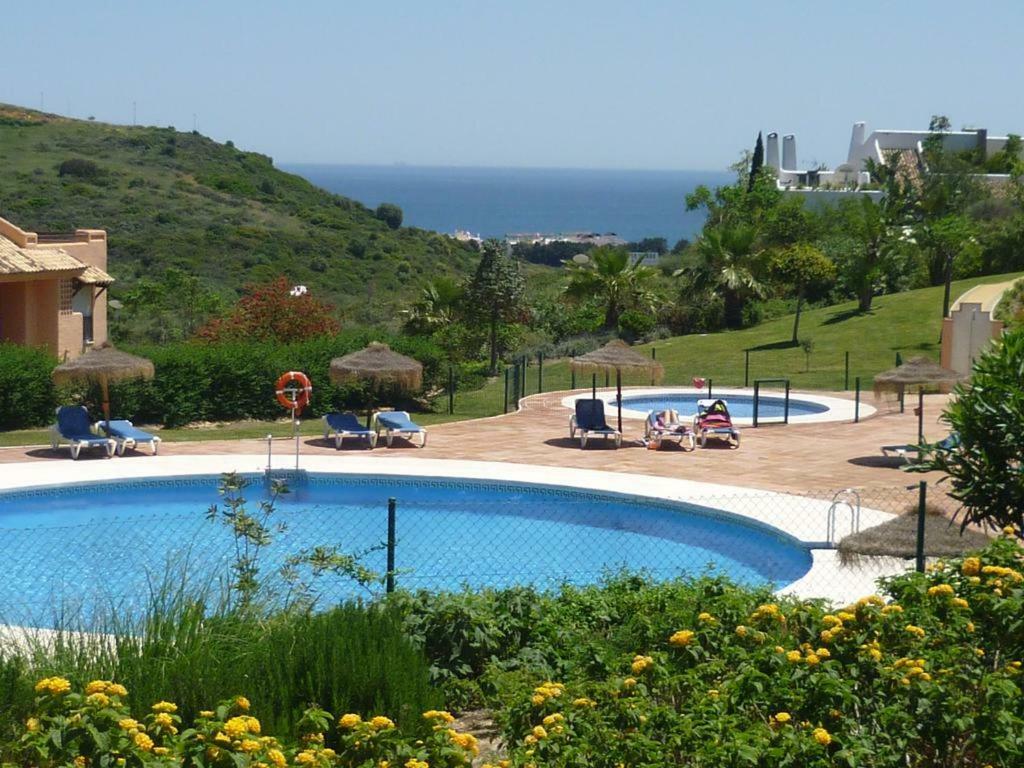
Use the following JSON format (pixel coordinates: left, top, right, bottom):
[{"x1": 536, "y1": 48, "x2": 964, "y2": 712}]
[{"x1": 826, "y1": 489, "x2": 861, "y2": 547}]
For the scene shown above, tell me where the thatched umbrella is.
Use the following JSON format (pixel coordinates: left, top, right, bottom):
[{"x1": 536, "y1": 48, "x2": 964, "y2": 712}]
[
  {"x1": 838, "y1": 509, "x2": 991, "y2": 564},
  {"x1": 572, "y1": 340, "x2": 664, "y2": 432},
  {"x1": 874, "y1": 356, "x2": 966, "y2": 443},
  {"x1": 52, "y1": 344, "x2": 155, "y2": 427},
  {"x1": 329, "y1": 342, "x2": 423, "y2": 426}
]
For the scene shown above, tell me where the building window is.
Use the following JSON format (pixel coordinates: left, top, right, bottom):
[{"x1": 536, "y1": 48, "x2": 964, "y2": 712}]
[{"x1": 59, "y1": 279, "x2": 74, "y2": 315}]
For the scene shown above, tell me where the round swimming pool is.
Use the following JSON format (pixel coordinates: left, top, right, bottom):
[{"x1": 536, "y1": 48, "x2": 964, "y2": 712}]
[
  {"x1": 563, "y1": 387, "x2": 869, "y2": 424},
  {"x1": 0, "y1": 473, "x2": 811, "y2": 627}
]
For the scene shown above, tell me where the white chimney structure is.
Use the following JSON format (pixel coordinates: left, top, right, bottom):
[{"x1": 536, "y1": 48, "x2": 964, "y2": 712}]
[
  {"x1": 765, "y1": 132, "x2": 780, "y2": 169},
  {"x1": 782, "y1": 134, "x2": 797, "y2": 171}
]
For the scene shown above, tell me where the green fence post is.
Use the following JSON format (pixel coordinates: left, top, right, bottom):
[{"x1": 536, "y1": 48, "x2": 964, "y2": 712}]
[
  {"x1": 854, "y1": 377, "x2": 861, "y2": 423},
  {"x1": 571, "y1": 368, "x2": 576, "y2": 390},
  {"x1": 744, "y1": 349, "x2": 750, "y2": 388},
  {"x1": 844, "y1": 351, "x2": 850, "y2": 391},
  {"x1": 915, "y1": 482, "x2": 927, "y2": 573},
  {"x1": 503, "y1": 368, "x2": 510, "y2": 414},
  {"x1": 538, "y1": 351, "x2": 543, "y2": 393},
  {"x1": 753, "y1": 381, "x2": 760, "y2": 427},
  {"x1": 650, "y1": 347, "x2": 656, "y2": 386},
  {"x1": 386, "y1": 497, "x2": 396, "y2": 594}
]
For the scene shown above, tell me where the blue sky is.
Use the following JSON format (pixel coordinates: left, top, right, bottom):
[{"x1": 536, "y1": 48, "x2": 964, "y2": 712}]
[{"x1": 4, "y1": 1, "x2": 1024, "y2": 170}]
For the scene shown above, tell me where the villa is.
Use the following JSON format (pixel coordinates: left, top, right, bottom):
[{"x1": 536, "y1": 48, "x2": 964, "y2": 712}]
[
  {"x1": 766, "y1": 121, "x2": 1023, "y2": 205},
  {"x1": 0, "y1": 215, "x2": 113, "y2": 360}
]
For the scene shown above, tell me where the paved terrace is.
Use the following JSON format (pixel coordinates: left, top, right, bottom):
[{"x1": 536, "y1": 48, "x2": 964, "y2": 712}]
[{"x1": 0, "y1": 389, "x2": 948, "y2": 499}]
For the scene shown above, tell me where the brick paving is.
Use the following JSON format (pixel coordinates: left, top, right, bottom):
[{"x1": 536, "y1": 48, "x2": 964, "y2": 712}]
[{"x1": 0, "y1": 389, "x2": 949, "y2": 495}]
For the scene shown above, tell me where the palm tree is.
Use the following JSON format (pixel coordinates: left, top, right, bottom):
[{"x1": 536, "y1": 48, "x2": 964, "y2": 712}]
[
  {"x1": 564, "y1": 247, "x2": 658, "y2": 330},
  {"x1": 677, "y1": 225, "x2": 765, "y2": 329},
  {"x1": 402, "y1": 277, "x2": 464, "y2": 335}
]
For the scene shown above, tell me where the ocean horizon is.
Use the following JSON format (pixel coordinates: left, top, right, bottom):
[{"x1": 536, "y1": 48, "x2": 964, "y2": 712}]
[{"x1": 282, "y1": 164, "x2": 732, "y2": 244}]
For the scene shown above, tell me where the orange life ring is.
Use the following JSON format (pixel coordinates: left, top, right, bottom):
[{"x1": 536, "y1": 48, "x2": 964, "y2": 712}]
[{"x1": 275, "y1": 371, "x2": 312, "y2": 414}]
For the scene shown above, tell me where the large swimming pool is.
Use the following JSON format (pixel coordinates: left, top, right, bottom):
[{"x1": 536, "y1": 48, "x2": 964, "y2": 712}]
[
  {"x1": 0, "y1": 473, "x2": 811, "y2": 627},
  {"x1": 615, "y1": 393, "x2": 828, "y2": 420}
]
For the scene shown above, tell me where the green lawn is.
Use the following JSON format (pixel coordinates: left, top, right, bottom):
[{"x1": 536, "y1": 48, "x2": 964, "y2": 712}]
[{"x1": 1, "y1": 272, "x2": 1017, "y2": 448}]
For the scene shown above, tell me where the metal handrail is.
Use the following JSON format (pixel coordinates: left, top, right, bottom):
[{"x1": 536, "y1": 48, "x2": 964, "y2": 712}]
[{"x1": 826, "y1": 488, "x2": 862, "y2": 546}]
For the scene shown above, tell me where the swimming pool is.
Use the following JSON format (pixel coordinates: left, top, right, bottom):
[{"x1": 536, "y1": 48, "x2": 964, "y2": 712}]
[
  {"x1": 0, "y1": 473, "x2": 811, "y2": 627},
  {"x1": 563, "y1": 387, "x2": 870, "y2": 424}
]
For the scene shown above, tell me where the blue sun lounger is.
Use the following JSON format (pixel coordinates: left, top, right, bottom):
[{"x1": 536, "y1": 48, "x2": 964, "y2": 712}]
[
  {"x1": 882, "y1": 433, "x2": 960, "y2": 462},
  {"x1": 323, "y1": 412, "x2": 377, "y2": 449},
  {"x1": 50, "y1": 406, "x2": 116, "y2": 460},
  {"x1": 374, "y1": 411, "x2": 427, "y2": 448},
  {"x1": 569, "y1": 399, "x2": 621, "y2": 449},
  {"x1": 99, "y1": 420, "x2": 162, "y2": 455}
]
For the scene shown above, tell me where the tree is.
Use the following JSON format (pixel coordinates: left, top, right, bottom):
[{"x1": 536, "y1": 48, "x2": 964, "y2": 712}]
[
  {"x1": 374, "y1": 203, "x2": 403, "y2": 230},
  {"x1": 564, "y1": 247, "x2": 658, "y2": 331},
  {"x1": 196, "y1": 276, "x2": 340, "y2": 343},
  {"x1": 913, "y1": 328, "x2": 1024, "y2": 535},
  {"x1": 748, "y1": 132, "x2": 764, "y2": 192},
  {"x1": 677, "y1": 225, "x2": 765, "y2": 329},
  {"x1": 466, "y1": 240, "x2": 526, "y2": 374},
  {"x1": 402, "y1": 277, "x2": 464, "y2": 336},
  {"x1": 928, "y1": 115, "x2": 952, "y2": 132},
  {"x1": 834, "y1": 196, "x2": 894, "y2": 312},
  {"x1": 770, "y1": 244, "x2": 836, "y2": 343},
  {"x1": 112, "y1": 268, "x2": 225, "y2": 343},
  {"x1": 919, "y1": 215, "x2": 980, "y2": 321}
]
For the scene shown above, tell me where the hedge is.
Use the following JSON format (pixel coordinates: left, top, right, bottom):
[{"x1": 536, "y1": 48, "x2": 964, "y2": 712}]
[{"x1": 0, "y1": 332, "x2": 448, "y2": 429}]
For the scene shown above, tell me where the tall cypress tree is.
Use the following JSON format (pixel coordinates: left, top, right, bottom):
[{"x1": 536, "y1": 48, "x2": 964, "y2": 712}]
[{"x1": 748, "y1": 131, "x2": 764, "y2": 191}]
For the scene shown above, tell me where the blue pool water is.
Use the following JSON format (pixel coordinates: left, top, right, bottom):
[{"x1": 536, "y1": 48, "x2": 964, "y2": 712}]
[
  {"x1": 0, "y1": 474, "x2": 811, "y2": 627},
  {"x1": 616, "y1": 393, "x2": 829, "y2": 420}
]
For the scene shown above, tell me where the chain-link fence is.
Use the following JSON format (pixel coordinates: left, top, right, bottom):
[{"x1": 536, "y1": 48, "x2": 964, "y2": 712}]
[{"x1": 0, "y1": 476, "x2": 984, "y2": 630}]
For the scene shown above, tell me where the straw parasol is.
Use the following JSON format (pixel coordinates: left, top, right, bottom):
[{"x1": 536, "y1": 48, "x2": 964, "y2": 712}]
[
  {"x1": 572, "y1": 339, "x2": 664, "y2": 432},
  {"x1": 52, "y1": 344, "x2": 155, "y2": 427},
  {"x1": 874, "y1": 356, "x2": 966, "y2": 443},
  {"x1": 837, "y1": 508, "x2": 991, "y2": 564},
  {"x1": 329, "y1": 342, "x2": 423, "y2": 425}
]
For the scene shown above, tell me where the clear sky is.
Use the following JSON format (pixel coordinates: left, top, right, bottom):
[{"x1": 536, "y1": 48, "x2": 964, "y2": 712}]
[{"x1": 4, "y1": 1, "x2": 1024, "y2": 171}]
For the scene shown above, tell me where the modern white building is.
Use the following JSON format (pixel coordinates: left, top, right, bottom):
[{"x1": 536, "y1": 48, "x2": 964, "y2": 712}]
[{"x1": 767, "y1": 122, "x2": 1020, "y2": 205}]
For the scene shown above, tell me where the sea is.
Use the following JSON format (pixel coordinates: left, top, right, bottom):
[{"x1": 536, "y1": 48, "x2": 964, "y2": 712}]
[{"x1": 282, "y1": 164, "x2": 732, "y2": 244}]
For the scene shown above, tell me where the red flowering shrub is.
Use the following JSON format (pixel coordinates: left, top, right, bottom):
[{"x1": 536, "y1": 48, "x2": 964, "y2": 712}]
[{"x1": 197, "y1": 277, "x2": 340, "y2": 343}]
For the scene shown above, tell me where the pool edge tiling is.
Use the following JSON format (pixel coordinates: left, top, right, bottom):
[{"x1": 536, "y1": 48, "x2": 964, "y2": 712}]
[
  {"x1": 561, "y1": 387, "x2": 875, "y2": 425},
  {"x1": 0, "y1": 455, "x2": 901, "y2": 605}
]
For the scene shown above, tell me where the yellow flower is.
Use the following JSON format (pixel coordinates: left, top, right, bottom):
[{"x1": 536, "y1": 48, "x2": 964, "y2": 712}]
[
  {"x1": 735, "y1": 624, "x2": 748, "y2": 637},
  {"x1": 805, "y1": 653, "x2": 821, "y2": 666},
  {"x1": 572, "y1": 697, "x2": 596, "y2": 707},
  {"x1": 224, "y1": 716, "x2": 255, "y2": 738},
  {"x1": 532, "y1": 725, "x2": 548, "y2": 740},
  {"x1": 34, "y1": 677, "x2": 71, "y2": 696},
  {"x1": 448, "y1": 729, "x2": 479, "y2": 754},
  {"x1": 134, "y1": 732, "x2": 154, "y2": 752},
  {"x1": 1002, "y1": 524, "x2": 1017, "y2": 537},
  {"x1": 927, "y1": 584, "x2": 955, "y2": 597},
  {"x1": 235, "y1": 696, "x2": 251, "y2": 712},
  {"x1": 404, "y1": 761, "x2": 428, "y2": 768},
  {"x1": 153, "y1": 747, "x2": 170, "y2": 757},
  {"x1": 950, "y1": 597, "x2": 970, "y2": 609},
  {"x1": 74, "y1": 757, "x2": 87, "y2": 768},
  {"x1": 698, "y1": 612, "x2": 714, "y2": 622},
  {"x1": 623, "y1": 677, "x2": 637, "y2": 689},
  {"x1": 107, "y1": 683, "x2": 128, "y2": 698},
  {"x1": 85, "y1": 692, "x2": 110, "y2": 708},
  {"x1": 118, "y1": 718, "x2": 141, "y2": 732},
  {"x1": 836, "y1": 611, "x2": 856, "y2": 623},
  {"x1": 813, "y1": 727, "x2": 832, "y2": 746},
  {"x1": 631, "y1": 655, "x2": 653, "y2": 674},
  {"x1": 905, "y1": 624, "x2": 926, "y2": 638},
  {"x1": 294, "y1": 751, "x2": 316, "y2": 765},
  {"x1": 369, "y1": 715, "x2": 395, "y2": 731},
  {"x1": 25, "y1": 717, "x2": 40, "y2": 732},
  {"x1": 530, "y1": 694, "x2": 545, "y2": 706},
  {"x1": 774, "y1": 711, "x2": 791, "y2": 724},
  {"x1": 707, "y1": 689, "x2": 720, "y2": 699},
  {"x1": 153, "y1": 712, "x2": 175, "y2": 728},
  {"x1": 881, "y1": 604, "x2": 903, "y2": 615},
  {"x1": 85, "y1": 680, "x2": 111, "y2": 695},
  {"x1": 822, "y1": 615, "x2": 842, "y2": 628},
  {"x1": 339, "y1": 713, "x2": 362, "y2": 729},
  {"x1": 152, "y1": 701, "x2": 178, "y2": 713},
  {"x1": 975, "y1": 647, "x2": 986, "y2": 658},
  {"x1": 423, "y1": 710, "x2": 455, "y2": 724},
  {"x1": 786, "y1": 650, "x2": 802, "y2": 663},
  {"x1": 869, "y1": 648, "x2": 883, "y2": 662},
  {"x1": 268, "y1": 749, "x2": 287, "y2": 768},
  {"x1": 669, "y1": 630, "x2": 695, "y2": 647},
  {"x1": 240, "y1": 740, "x2": 261, "y2": 753},
  {"x1": 816, "y1": 648, "x2": 831, "y2": 659}
]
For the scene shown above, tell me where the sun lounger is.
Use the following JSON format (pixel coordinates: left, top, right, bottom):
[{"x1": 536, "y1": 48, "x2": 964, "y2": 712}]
[
  {"x1": 98, "y1": 419, "x2": 161, "y2": 455},
  {"x1": 882, "y1": 433, "x2": 960, "y2": 462},
  {"x1": 569, "y1": 399, "x2": 622, "y2": 449},
  {"x1": 693, "y1": 399, "x2": 740, "y2": 448},
  {"x1": 323, "y1": 412, "x2": 377, "y2": 449},
  {"x1": 374, "y1": 411, "x2": 427, "y2": 448},
  {"x1": 644, "y1": 409, "x2": 695, "y2": 450},
  {"x1": 50, "y1": 406, "x2": 115, "y2": 460}
]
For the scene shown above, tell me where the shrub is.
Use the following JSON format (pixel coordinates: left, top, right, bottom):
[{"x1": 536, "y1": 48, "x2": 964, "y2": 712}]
[
  {"x1": 375, "y1": 202, "x2": 403, "y2": 230},
  {"x1": 57, "y1": 157, "x2": 101, "y2": 180},
  {"x1": 0, "y1": 343, "x2": 58, "y2": 429}
]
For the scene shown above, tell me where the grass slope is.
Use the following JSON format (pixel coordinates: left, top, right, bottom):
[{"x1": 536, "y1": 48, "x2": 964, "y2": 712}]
[{"x1": 0, "y1": 104, "x2": 476, "y2": 322}]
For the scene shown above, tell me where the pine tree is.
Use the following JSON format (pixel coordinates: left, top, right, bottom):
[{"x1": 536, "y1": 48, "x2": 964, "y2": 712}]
[
  {"x1": 748, "y1": 131, "x2": 764, "y2": 191},
  {"x1": 466, "y1": 240, "x2": 526, "y2": 374}
]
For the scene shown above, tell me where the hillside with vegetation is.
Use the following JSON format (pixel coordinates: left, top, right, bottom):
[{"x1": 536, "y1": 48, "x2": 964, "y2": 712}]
[{"x1": 0, "y1": 104, "x2": 478, "y2": 326}]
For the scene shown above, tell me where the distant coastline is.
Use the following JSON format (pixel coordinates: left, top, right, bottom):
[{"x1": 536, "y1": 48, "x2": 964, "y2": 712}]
[{"x1": 283, "y1": 164, "x2": 731, "y2": 244}]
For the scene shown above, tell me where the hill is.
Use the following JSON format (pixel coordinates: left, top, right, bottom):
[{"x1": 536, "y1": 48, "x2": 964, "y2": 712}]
[{"x1": 0, "y1": 104, "x2": 477, "y2": 324}]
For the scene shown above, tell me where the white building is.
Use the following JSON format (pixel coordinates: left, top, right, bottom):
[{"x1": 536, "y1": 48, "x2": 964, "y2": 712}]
[{"x1": 767, "y1": 122, "x2": 1020, "y2": 205}]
